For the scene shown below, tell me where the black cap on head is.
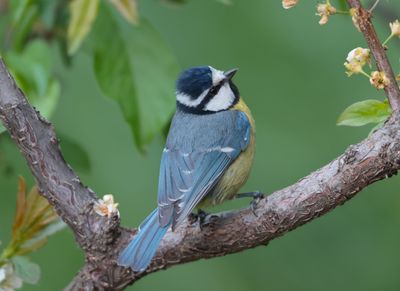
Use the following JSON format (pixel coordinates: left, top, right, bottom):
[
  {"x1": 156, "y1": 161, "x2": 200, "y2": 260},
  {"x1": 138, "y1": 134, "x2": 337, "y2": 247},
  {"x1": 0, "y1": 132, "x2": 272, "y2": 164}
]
[{"x1": 176, "y1": 66, "x2": 212, "y2": 99}]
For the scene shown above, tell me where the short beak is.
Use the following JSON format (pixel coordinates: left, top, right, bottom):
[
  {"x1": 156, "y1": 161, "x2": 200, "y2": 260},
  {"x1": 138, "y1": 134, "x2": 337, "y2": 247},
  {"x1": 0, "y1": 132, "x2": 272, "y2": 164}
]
[{"x1": 224, "y1": 68, "x2": 238, "y2": 80}]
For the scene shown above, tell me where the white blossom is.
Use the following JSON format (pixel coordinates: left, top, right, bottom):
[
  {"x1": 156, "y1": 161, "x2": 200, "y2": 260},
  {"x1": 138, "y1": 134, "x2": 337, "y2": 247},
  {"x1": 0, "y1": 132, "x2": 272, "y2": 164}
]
[
  {"x1": 316, "y1": 2, "x2": 337, "y2": 25},
  {"x1": 94, "y1": 194, "x2": 119, "y2": 218},
  {"x1": 346, "y1": 48, "x2": 370, "y2": 65},
  {"x1": 0, "y1": 263, "x2": 23, "y2": 291},
  {"x1": 369, "y1": 71, "x2": 390, "y2": 90},
  {"x1": 389, "y1": 20, "x2": 400, "y2": 37},
  {"x1": 344, "y1": 47, "x2": 370, "y2": 76}
]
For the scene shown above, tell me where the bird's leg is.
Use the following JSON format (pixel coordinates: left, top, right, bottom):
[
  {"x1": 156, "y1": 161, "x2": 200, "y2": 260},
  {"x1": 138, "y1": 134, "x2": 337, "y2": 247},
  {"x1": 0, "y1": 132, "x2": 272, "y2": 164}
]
[
  {"x1": 235, "y1": 191, "x2": 265, "y2": 217},
  {"x1": 197, "y1": 209, "x2": 208, "y2": 229},
  {"x1": 236, "y1": 191, "x2": 264, "y2": 199}
]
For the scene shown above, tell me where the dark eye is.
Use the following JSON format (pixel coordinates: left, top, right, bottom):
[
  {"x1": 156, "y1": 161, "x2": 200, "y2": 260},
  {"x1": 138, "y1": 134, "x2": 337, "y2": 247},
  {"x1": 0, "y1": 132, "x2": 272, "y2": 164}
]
[
  {"x1": 209, "y1": 86, "x2": 218, "y2": 95},
  {"x1": 208, "y1": 83, "x2": 222, "y2": 96}
]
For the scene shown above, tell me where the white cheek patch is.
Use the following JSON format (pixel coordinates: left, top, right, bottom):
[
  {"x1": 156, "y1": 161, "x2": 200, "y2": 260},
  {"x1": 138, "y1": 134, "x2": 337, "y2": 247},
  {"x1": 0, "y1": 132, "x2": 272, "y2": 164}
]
[
  {"x1": 204, "y1": 83, "x2": 235, "y2": 111},
  {"x1": 209, "y1": 66, "x2": 226, "y2": 86},
  {"x1": 176, "y1": 90, "x2": 208, "y2": 108}
]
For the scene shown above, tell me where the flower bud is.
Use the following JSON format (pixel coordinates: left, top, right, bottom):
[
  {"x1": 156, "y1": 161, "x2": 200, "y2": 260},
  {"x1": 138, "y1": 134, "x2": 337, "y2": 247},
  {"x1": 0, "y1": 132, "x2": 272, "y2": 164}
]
[
  {"x1": 350, "y1": 8, "x2": 361, "y2": 32},
  {"x1": 389, "y1": 20, "x2": 400, "y2": 37},
  {"x1": 344, "y1": 62, "x2": 363, "y2": 76},
  {"x1": 316, "y1": 2, "x2": 336, "y2": 25},
  {"x1": 94, "y1": 194, "x2": 120, "y2": 218},
  {"x1": 282, "y1": 0, "x2": 299, "y2": 9},
  {"x1": 0, "y1": 263, "x2": 23, "y2": 290},
  {"x1": 346, "y1": 47, "x2": 370, "y2": 65},
  {"x1": 370, "y1": 71, "x2": 390, "y2": 90},
  {"x1": 344, "y1": 48, "x2": 370, "y2": 76}
]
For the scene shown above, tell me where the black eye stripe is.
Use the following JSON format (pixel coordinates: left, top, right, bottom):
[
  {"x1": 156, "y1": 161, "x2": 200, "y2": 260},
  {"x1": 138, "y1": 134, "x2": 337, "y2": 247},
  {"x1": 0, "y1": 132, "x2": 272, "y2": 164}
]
[
  {"x1": 208, "y1": 86, "x2": 218, "y2": 95},
  {"x1": 199, "y1": 82, "x2": 224, "y2": 109},
  {"x1": 176, "y1": 80, "x2": 240, "y2": 115}
]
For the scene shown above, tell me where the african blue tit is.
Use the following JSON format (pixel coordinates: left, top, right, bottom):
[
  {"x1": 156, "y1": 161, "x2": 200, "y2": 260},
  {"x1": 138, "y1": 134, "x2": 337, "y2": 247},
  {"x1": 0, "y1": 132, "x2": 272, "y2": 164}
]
[{"x1": 118, "y1": 66, "x2": 256, "y2": 272}]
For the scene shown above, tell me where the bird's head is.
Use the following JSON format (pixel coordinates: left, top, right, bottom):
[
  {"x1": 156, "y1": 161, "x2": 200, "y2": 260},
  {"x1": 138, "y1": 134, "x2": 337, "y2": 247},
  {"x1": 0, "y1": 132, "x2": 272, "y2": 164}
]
[{"x1": 176, "y1": 66, "x2": 240, "y2": 114}]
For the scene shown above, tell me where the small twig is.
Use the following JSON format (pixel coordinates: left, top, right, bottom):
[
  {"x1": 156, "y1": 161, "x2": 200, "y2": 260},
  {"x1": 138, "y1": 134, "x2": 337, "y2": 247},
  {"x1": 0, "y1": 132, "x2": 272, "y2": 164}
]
[
  {"x1": 347, "y1": 0, "x2": 400, "y2": 111},
  {"x1": 0, "y1": 59, "x2": 120, "y2": 256},
  {"x1": 369, "y1": 0, "x2": 380, "y2": 13}
]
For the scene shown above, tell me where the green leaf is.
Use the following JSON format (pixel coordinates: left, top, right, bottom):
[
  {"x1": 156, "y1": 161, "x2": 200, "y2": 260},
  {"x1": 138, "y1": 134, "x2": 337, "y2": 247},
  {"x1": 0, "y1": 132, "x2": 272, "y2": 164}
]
[
  {"x1": 12, "y1": 0, "x2": 34, "y2": 24},
  {"x1": 109, "y1": 0, "x2": 139, "y2": 25},
  {"x1": 12, "y1": 256, "x2": 40, "y2": 284},
  {"x1": 58, "y1": 134, "x2": 91, "y2": 172},
  {"x1": 337, "y1": 99, "x2": 391, "y2": 127},
  {"x1": 30, "y1": 220, "x2": 66, "y2": 240},
  {"x1": 22, "y1": 220, "x2": 66, "y2": 252},
  {"x1": 91, "y1": 3, "x2": 179, "y2": 151},
  {"x1": 67, "y1": 0, "x2": 99, "y2": 55},
  {"x1": 10, "y1": 0, "x2": 39, "y2": 51}
]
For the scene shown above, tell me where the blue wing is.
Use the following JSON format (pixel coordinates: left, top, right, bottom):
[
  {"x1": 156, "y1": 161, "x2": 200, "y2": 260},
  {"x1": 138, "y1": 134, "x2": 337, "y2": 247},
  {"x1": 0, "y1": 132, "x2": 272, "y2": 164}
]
[
  {"x1": 157, "y1": 111, "x2": 251, "y2": 229},
  {"x1": 118, "y1": 110, "x2": 251, "y2": 271}
]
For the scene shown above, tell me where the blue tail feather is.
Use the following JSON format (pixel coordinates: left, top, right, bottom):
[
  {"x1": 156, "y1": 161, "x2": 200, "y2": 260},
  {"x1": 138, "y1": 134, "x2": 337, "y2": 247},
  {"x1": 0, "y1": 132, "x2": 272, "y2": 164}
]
[{"x1": 118, "y1": 209, "x2": 169, "y2": 272}]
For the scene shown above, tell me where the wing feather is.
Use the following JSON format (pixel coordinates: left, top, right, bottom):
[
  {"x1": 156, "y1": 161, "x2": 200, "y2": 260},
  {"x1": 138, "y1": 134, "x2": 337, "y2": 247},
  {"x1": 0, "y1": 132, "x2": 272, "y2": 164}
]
[{"x1": 157, "y1": 111, "x2": 251, "y2": 229}]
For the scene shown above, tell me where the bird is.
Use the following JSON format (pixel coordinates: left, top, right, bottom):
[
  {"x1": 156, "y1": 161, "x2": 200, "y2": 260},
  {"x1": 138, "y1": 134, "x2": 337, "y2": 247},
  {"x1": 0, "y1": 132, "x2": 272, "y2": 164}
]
[{"x1": 117, "y1": 65, "x2": 256, "y2": 272}]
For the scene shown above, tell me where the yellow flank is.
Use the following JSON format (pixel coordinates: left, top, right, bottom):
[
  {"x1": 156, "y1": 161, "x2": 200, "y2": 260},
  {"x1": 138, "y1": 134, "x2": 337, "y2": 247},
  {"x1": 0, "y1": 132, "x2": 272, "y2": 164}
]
[{"x1": 198, "y1": 97, "x2": 256, "y2": 208}]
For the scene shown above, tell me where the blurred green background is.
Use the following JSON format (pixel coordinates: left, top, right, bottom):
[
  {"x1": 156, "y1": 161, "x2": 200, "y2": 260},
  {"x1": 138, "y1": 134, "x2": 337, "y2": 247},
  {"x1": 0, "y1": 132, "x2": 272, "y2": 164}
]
[{"x1": 1, "y1": 0, "x2": 400, "y2": 290}]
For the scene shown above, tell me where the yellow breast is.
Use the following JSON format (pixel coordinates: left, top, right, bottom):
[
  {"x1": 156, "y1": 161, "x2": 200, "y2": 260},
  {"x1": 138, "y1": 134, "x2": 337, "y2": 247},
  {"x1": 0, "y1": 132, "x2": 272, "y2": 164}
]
[{"x1": 198, "y1": 97, "x2": 256, "y2": 208}]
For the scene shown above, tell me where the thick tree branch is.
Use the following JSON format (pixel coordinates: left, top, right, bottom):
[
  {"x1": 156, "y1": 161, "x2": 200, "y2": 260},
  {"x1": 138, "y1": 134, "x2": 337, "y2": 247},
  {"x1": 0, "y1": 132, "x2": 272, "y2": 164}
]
[
  {"x1": 0, "y1": 2, "x2": 399, "y2": 288},
  {"x1": 65, "y1": 113, "x2": 400, "y2": 289},
  {"x1": 0, "y1": 59, "x2": 120, "y2": 261},
  {"x1": 347, "y1": 0, "x2": 400, "y2": 110},
  {"x1": 0, "y1": 56, "x2": 399, "y2": 290}
]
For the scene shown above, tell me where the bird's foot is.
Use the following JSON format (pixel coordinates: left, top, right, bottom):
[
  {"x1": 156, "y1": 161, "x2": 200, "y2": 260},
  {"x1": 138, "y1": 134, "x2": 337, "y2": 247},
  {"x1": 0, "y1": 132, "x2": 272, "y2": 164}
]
[
  {"x1": 189, "y1": 209, "x2": 209, "y2": 229},
  {"x1": 188, "y1": 212, "x2": 198, "y2": 224},
  {"x1": 198, "y1": 209, "x2": 208, "y2": 230},
  {"x1": 236, "y1": 191, "x2": 265, "y2": 217}
]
